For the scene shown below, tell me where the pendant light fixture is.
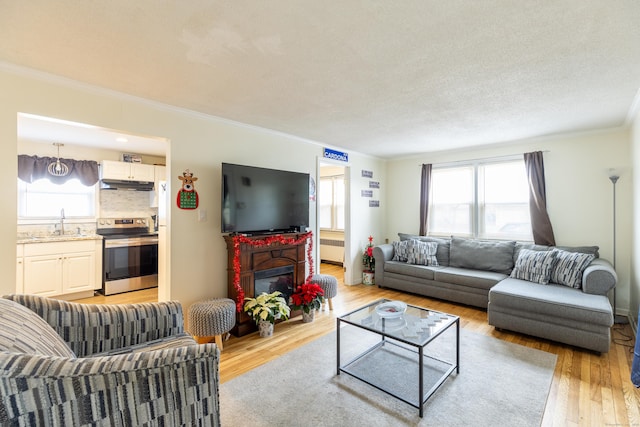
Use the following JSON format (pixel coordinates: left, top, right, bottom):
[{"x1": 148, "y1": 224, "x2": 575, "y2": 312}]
[{"x1": 47, "y1": 143, "x2": 70, "y2": 177}]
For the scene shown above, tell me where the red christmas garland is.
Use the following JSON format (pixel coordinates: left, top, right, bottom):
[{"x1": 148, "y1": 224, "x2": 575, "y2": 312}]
[{"x1": 232, "y1": 231, "x2": 314, "y2": 312}]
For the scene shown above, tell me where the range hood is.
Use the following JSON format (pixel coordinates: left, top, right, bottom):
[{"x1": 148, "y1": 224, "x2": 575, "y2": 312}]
[{"x1": 100, "y1": 179, "x2": 154, "y2": 191}]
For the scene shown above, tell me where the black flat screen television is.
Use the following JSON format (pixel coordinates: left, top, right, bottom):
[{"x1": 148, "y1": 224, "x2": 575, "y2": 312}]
[{"x1": 221, "y1": 163, "x2": 310, "y2": 234}]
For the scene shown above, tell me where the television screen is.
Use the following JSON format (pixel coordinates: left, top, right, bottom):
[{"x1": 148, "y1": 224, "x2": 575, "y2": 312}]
[{"x1": 221, "y1": 163, "x2": 310, "y2": 234}]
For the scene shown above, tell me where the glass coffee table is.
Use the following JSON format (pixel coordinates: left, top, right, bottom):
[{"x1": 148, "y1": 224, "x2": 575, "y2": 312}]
[{"x1": 337, "y1": 299, "x2": 459, "y2": 417}]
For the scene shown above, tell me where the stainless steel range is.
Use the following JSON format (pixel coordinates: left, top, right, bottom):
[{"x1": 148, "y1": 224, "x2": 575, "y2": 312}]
[{"x1": 97, "y1": 217, "x2": 158, "y2": 295}]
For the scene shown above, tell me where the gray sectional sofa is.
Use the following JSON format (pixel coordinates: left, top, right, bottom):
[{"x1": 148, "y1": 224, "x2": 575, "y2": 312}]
[{"x1": 373, "y1": 233, "x2": 616, "y2": 353}]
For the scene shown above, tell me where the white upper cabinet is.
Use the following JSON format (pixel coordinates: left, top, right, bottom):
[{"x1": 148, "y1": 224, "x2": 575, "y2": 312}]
[{"x1": 101, "y1": 160, "x2": 155, "y2": 182}]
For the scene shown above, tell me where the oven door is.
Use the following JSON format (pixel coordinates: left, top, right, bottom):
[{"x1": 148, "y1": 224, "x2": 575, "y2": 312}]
[{"x1": 103, "y1": 236, "x2": 158, "y2": 295}]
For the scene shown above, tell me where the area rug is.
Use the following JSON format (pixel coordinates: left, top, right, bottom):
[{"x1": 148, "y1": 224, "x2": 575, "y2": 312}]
[{"x1": 220, "y1": 327, "x2": 556, "y2": 426}]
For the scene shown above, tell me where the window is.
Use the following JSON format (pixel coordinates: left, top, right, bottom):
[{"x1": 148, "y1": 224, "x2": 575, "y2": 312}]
[
  {"x1": 319, "y1": 175, "x2": 344, "y2": 230},
  {"x1": 18, "y1": 178, "x2": 96, "y2": 219},
  {"x1": 429, "y1": 159, "x2": 532, "y2": 240}
]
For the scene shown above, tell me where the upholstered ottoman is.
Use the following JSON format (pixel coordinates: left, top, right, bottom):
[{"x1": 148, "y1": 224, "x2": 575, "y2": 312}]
[
  {"x1": 310, "y1": 274, "x2": 338, "y2": 310},
  {"x1": 189, "y1": 298, "x2": 236, "y2": 350}
]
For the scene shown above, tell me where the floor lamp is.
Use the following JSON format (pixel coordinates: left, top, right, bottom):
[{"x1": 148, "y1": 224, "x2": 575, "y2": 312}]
[{"x1": 609, "y1": 174, "x2": 627, "y2": 324}]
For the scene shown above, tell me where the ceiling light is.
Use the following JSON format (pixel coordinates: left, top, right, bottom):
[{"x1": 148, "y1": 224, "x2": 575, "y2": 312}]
[
  {"x1": 116, "y1": 137, "x2": 128, "y2": 143},
  {"x1": 47, "y1": 143, "x2": 69, "y2": 177}
]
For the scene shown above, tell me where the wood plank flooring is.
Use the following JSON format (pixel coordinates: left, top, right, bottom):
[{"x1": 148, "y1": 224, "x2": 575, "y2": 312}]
[{"x1": 78, "y1": 263, "x2": 640, "y2": 426}]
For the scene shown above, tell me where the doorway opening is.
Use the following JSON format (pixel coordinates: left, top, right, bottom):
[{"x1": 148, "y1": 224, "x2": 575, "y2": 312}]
[
  {"x1": 318, "y1": 161, "x2": 348, "y2": 278},
  {"x1": 16, "y1": 113, "x2": 170, "y2": 300}
]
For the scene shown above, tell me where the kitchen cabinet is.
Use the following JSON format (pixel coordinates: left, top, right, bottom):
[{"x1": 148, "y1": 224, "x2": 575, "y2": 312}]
[
  {"x1": 101, "y1": 159, "x2": 155, "y2": 182},
  {"x1": 16, "y1": 244, "x2": 23, "y2": 293},
  {"x1": 20, "y1": 240, "x2": 102, "y2": 297},
  {"x1": 150, "y1": 165, "x2": 166, "y2": 208}
]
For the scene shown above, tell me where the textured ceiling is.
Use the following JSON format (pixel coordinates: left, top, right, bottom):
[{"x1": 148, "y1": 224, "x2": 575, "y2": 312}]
[{"x1": 1, "y1": 1, "x2": 640, "y2": 158}]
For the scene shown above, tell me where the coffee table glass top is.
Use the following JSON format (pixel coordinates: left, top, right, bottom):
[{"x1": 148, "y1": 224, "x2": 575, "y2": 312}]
[{"x1": 338, "y1": 298, "x2": 458, "y2": 346}]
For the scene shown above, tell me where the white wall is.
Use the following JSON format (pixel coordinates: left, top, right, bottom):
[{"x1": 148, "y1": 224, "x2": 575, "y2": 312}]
[
  {"x1": 0, "y1": 67, "x2": 386, "y2": 310},
  {"x1": 631, "y1": 110, "x2": 640, "y2": 326},
  {"x1": 386, "y1": 129, "x2": 633, "y2": 315},
  {"x1": 343, "y1": 155, "x2": 386, "y2": 285}
]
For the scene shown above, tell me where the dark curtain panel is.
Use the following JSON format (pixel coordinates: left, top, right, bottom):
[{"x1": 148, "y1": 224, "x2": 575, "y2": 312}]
[
  {"x1": 524, "y1": 151, "x2": 556, "y2": 246},
  {"x1": 419, "y1": 163, "x2": 432, "y2": 236},
  {"x1": 18, "y1": 155, "x2": 99, "y2": 186}
]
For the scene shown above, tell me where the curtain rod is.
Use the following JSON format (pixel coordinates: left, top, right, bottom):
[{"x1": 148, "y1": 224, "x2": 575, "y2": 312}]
[{"x1": 419, "y1": 150, "x2": 551, "y2": 166}]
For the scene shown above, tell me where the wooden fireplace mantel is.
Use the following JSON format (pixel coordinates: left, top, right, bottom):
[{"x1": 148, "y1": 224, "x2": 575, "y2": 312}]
[{"x1": 224, "y1": 233, "x2": 307, "y2": 337}]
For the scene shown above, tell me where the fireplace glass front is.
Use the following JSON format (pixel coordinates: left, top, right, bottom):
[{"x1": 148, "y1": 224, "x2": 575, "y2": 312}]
[{"x1": 254, "y1": 265, "x2": 295, "y2": 301}]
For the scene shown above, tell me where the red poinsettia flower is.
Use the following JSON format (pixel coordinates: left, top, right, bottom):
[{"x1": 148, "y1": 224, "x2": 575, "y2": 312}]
[
  {"x1": 363, "y1": 236, "x2": 375, "y2": 272},
  {"x1": 291, "y1": 283, "x2": 325, "y2": 313}
]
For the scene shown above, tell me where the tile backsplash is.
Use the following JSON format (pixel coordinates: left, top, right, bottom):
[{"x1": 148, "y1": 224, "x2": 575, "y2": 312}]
[{"x1": 99, "y1": 189, "x2": 157, "y2": 219}]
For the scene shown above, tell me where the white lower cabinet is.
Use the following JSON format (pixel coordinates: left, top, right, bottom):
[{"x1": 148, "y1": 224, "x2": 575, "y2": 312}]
[
  {"x1": 16, "y1": 244, "x2": 23, "y2": 293},
  {"x1": 20, "y1": 240, "x2": 101, "y2": 297}
]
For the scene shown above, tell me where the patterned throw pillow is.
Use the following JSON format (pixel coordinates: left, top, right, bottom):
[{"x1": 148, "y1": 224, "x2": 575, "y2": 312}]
[
  {"x1": 550, "y1": 249, "x2": 595, "y2": 289},
  {"x1": 392, "y1": 240, "x2": 410, "y2": 262},
  {"x1": 510, "y1": 248, "x2": 558, "y2": 285},
  {"x1": 406, "y1": 240, "x2": 439, "y2": 266}
]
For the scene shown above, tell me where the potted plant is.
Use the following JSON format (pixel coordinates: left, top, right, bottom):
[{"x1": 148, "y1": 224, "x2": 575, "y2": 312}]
[
  {"x1": 290, "y1": 283, "x2": 324, "y2": 323},
  {"x1": 362, "y1": 235, "x2": 375, "y2": 285},
  {"x1": 243, "y1": 291, "x2": 291, "y2": 337}
]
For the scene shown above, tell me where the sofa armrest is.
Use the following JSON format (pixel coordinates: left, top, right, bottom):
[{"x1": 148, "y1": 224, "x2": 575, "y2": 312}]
[
  {"x1": 4, "y1": 295, "x2": 186, "y2": 357},
  {"x1": 582, "y1": 258, "x2": 617, "y2": 295},
  {"x1": 0, "y1": 344, "x2": 220, "y2": 426},
  {"x1": 373, "y1": 244, "x2": 394, "y2": 286}
]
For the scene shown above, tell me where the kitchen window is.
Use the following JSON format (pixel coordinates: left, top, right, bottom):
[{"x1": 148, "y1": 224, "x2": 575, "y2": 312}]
[
  {"x1": 428, "y1": 159, "x2": 532, "y2": 240},
  {"x1": 18, "y1": 178, "x2": 96, "y2": 218}
]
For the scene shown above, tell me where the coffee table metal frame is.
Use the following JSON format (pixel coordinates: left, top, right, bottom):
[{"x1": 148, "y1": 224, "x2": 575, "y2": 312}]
[{"x1": 336, "y1": 298, "x2": 460, "y2": 417}]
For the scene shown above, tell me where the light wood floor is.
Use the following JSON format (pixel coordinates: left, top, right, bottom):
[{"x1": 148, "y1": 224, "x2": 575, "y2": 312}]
[{"x1": 78, "y1": 264, "x2": 640, "y2": 426}]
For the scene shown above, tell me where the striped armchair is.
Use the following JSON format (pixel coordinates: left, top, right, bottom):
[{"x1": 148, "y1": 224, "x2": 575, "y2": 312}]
[{"x1": 0, "y1": 295, "x2": 220, "y2": 426}]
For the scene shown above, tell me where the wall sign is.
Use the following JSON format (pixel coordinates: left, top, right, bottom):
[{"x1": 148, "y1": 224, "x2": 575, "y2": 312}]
[
  {"x1": 361, "y1": 170, "x2": 373, "y2": 178},
  {"x1": 361, "y1": 189, "x2": 373, "y2": 198},
  {"x1": 323, "y1": 148, "x2": 349, "y2": 162}
]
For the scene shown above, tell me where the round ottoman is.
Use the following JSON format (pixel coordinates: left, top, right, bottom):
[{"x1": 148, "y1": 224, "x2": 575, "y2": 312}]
[
  {"x1": 189, "y1": 298, "x2": 236, "y2": 350},
  {"x1": 310, "y1": 274, "x2": 338, "y2": 310}
]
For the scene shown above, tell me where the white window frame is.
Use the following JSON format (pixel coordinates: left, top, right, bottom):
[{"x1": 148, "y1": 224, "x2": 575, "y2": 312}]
[
  {"x1": 319, "y1": 175, "x2": 345, "y2": 231},
  {"x1": 17, "y1": 177, "x2": 98, "y2": 222},
  {"x1": 428, "y1": 157, "x2": 532, "y2": 241}
]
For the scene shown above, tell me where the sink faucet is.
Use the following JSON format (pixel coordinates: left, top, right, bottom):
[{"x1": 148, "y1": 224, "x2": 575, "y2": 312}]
[{"x1": 59, "y1": 208, "x2": 65, "y2": 236}]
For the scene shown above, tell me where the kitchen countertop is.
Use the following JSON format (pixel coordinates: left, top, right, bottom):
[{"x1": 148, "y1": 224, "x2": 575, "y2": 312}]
[{"x1": 17, "y1": 235, "x2": 103, "y2": 244}]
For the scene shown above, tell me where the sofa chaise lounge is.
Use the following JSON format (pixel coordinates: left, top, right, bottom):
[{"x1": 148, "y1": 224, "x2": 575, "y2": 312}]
[{"x1": 373, "y1": 234, "x2": 616, "y2": 353}]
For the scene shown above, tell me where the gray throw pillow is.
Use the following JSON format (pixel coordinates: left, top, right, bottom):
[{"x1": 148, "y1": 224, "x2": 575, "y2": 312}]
[
  {"x1": 406, "y1": 240, "x2": 439, "y2": 266},
  {"x1": 0, "y1": 299, "x2": 75, "y2": 358},
  {"x1": 392, "y1": 240, "x2": 410, "y2": 262},
  {"x1": 398, "y1": 233, "x2": 450, "y2": 266},
  {"x1": 449, "y1": 237, "x2": 516, "y2": 274},
  {"x1": 510, "y1": 248, "x2": 558, "y2": 285},
  {"x1": 550, "y1": 249, "x2": 595, "y2": 289},
  {"x1": 513, "y1": 242, "x2": 552, "y2": 265}
]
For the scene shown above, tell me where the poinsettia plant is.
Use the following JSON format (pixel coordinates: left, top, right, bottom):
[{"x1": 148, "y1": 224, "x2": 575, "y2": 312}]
[
  {"x1": 362, "y1": 235, "x2": 375, "y2": 272},
  {"x1": 290, "y1": 283, "x2": 324, "y2": 314},
  {"x1": 244, "y1": 291, "x2": 291, "y2": 324}
]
